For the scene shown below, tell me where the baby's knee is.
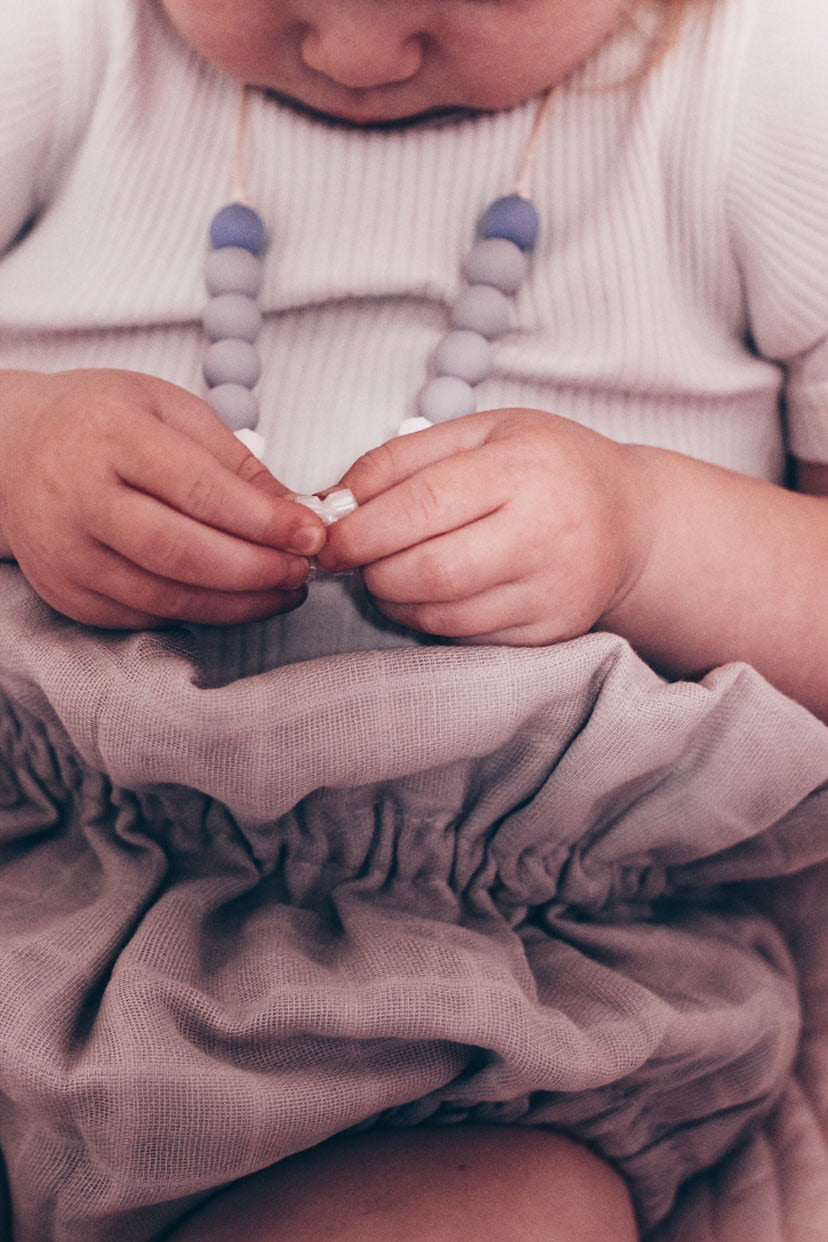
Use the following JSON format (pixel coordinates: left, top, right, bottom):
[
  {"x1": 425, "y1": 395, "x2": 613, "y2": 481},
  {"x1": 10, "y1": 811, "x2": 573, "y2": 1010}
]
[
  {"x1": 165, "y1": 1125, "x2": 639, "y2": 1242},
  {"x1": 460, "y1": 1127, "x2": 639, "y2": 1242}
]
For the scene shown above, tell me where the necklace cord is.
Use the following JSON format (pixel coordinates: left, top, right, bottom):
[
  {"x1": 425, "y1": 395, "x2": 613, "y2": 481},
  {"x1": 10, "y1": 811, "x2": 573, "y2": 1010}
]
[
  {"x1": 207, "y1": 83, "x2": 553, "y2": 454},
  {"x1": 513, "y1": 88, "x2": 554, "y2": 199},
  {"x1": 232, "y1": 85, "x2": 251, "y2": 204},
  {"x1": 232, "y1": 84, "x2": 553, "y2": 205}
]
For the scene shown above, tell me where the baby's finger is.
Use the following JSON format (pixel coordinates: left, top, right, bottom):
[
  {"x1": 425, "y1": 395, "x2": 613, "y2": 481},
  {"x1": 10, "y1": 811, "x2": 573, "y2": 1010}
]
[
  {"x1": 67, "y1": 542, "x2": 308, "y2": 627},
  {"x1": 338, "y1": 410, "x2": 500, "y2": 503},
  {"x1": 158, "y1": 392, "x2": 298, "y2": 504},
  {"x1": 143, "y1": 378, "x2": 279, "y2": 481},
  {"x1": 320, "y1": 440, "x2": 509, "y2": 572},
  {"x1": 361, "y1": 512, "x2": 528, "y2": 605},
  {"x1": 110, "y1": 414, "x2": 325, "y2": 556},
  {"x1": 374, "y1": 579, "x2": 545, "y2": 642},
  {"x1": 86, "y1": 485, "x2": 312, "y2": 595}
]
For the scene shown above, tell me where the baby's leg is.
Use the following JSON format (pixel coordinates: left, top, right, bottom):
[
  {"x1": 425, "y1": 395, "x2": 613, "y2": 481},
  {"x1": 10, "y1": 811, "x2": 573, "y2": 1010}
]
[
  {"x1": 0, "y1": 1153, "x2": 10, "y2": 1239},
  {"x1": 166, "y1": 1126, "x2": 638, "y2": 1242}
]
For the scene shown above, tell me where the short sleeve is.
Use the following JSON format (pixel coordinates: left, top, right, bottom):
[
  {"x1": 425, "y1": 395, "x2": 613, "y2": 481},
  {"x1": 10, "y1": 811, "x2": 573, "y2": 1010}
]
[
  {"x1": 0, "y1": 0, "x2": 109, "y2": 257},
  {"x1": 726, "y1": 0, "x2": 828, "y2": 461}
]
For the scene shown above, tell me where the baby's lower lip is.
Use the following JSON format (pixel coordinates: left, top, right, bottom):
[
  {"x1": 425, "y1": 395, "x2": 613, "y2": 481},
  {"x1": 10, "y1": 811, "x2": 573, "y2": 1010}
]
[{"x1": 263, "y1": 87, "x2": 474, "y2": 129}]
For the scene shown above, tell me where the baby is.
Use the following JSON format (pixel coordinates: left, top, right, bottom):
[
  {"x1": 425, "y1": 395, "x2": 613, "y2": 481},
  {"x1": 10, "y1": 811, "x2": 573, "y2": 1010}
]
[{"x1": 0, "y1": 0, "x2": 826, "y2": 1238}]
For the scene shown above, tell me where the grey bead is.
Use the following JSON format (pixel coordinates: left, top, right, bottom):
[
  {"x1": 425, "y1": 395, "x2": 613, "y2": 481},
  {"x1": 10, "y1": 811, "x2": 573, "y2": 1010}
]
[
  {"x1": 462, "y1": 237, "x2": 528, "y2": 294},
  {"x1": 203, "y1": 293, "x2": 262, "y2": 343},
  {"x1": 204, "y1": 246, "x2": 264, "y2": 297},
  {"x1": 450, "y1": 284, "x2": 511, "y2": 339},
  {"x1": 417, "y1": 376, "x2": 477, "y2": 423},
  {"x1": 206, "y1": 383, "x2": 260, "y2": 431},
  {"x1": 433, "y1": 329, "x2": 492, "y2": 385},
  {"x1": 203, "y1": 338, "x2": 261, "y2": 388}
]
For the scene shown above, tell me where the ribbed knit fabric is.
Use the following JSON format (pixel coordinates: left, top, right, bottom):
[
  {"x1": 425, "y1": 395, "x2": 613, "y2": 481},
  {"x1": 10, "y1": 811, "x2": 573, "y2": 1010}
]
[
  {"x1": 2, "y1": 0, "x2": 828, "y2": 478},
  {"x1": 0, "y1": 0, "x2": 826, "y2": 673}
]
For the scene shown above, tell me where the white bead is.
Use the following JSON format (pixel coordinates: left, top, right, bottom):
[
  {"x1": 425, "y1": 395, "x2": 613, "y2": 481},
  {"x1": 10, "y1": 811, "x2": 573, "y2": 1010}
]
[
  {"x1": 397, "y1": 416, "x2": 434, "y2": 436},
  {"x1": 294, "y1": 488, "x2": 358, "y2": 526},
  {"x1": 433, "y1": 329, "x2": 492, "y2": 385},
  {"x1": 323, "y1": 488, "x2": 359, "y2": 522},
  {"x1": 463, "y1": 237, "x2": 528, "y2": 294},
  {"x1": 235, "y1": 427, "x2": 266, "y2": 458},
  {"x1": 293, "y1": 494, "x2": 327, "y2": 520}
]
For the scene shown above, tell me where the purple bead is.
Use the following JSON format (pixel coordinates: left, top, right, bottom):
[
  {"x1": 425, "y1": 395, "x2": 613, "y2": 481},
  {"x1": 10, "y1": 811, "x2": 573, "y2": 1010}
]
[
  {"x1": 480, "y1": 195, "x2": 540, "y2": 250},
  {"x1": 209, "y1": 203, "x2": 267, "y2": 255}
]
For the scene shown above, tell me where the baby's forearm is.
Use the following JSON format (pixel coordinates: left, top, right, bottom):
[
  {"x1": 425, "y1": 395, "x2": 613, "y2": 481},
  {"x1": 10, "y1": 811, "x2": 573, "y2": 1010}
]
[
  {"x1": 601, "y1": 445, "x2": 828, "y2": 719},
  {"x1": 0, "y1": 370, "x2": 32, "y2": 560}
]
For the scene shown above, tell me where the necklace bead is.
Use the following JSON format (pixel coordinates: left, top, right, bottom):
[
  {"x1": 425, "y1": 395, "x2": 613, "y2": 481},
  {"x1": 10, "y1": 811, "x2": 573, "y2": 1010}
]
[
  {"x1": 450, "y1": 284, "x2": 512, "y2": 339},
  {"x1": 418, "y1": 374, "x2": 477, "y2": 423},
  {"x1": 203, "y1": 292, "x2": 263, "y2": 343},
  {"x1": 207, "y1": 382, "x2": 260, "y2": 432},
  {"x1": 411, "y1": 193, "x2": 538, "y2": 433},
  {"x1": 480, "y1": 194, "x2": 540, "y2": 250},
  {"x1": 203, "y1": 100, "x2": 548, "y2": 481},
  {"x1": 295, "y1": 487, "x2": 359, "y2": 526},
  {"x1": 204, "y1": 203, "x2": 268, "y2": 438},
  {"x1": 462, "y1": 237, "x2": 529, "y2": 295},
  {"x1": 201, "y1": 89, "x2": 553, "y2": 528},
  {"x1": 433, "y1": 329, "x2": 493, "y2": 386},
  {"x1": 203, "y1": 337, "x2": 262, "y2": 389},
  {"x1": 209, "y1": 202, "x2": 267, "y2": 255},
  {"x1": 205, "y1": 246, "x2": 264, "y2": 298}
]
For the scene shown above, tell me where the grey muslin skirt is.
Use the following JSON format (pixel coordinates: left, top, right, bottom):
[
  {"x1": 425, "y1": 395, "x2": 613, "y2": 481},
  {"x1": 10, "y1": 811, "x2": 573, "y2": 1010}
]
[{"x1": 1, "y1": 567, "x2": 827, "y2": 1242}]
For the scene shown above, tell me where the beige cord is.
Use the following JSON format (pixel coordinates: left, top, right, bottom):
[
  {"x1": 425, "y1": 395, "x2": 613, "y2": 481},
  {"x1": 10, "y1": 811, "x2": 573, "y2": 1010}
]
[
  {"x1": 232, "y1": 82, "x2": 553, "y2": 206},
  {"x1": 513, "y1": 89, "x2": 555, "y2": 199},
  {"x1": 231, "y1": 84, "x2": 252, "y2": 204}
]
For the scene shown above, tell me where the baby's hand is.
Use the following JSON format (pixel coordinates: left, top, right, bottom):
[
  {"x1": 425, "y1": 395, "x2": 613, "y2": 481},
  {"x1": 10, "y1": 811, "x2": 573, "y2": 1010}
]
[
  {"x1": 316, "y1": 409, "x2": 648, "y2": 645},
  {"x1": 0, "y1": 369, "x2": 326, "y2": 628}
]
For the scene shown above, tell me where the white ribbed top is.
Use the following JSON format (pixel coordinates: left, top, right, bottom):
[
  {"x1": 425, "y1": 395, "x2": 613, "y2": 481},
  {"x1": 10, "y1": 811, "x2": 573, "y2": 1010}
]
[
  {"x1": 1, "y1": 0, "x2": 827, "y2": 500},
  {"x1": 1, "y1": 0, "x2": 827, "y2": 677}
]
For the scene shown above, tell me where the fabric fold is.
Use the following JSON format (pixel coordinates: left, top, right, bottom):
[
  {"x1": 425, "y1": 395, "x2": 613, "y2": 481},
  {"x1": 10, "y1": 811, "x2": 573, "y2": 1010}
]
[{"x1": 1, "y1": 565, "x2": 828, "y2": 1241}]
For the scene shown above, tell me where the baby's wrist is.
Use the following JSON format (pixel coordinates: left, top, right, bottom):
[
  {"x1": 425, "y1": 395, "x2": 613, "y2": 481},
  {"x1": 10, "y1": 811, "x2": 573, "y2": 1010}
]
[{"x1": 596, "y1": 442, "x2": 660, "y2": 631}]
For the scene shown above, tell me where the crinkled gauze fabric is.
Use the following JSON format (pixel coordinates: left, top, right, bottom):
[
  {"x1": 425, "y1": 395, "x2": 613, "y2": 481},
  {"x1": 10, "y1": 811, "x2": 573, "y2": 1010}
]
[{"x1": 0, "y1": 566, "x2": 827, "y2": 1242}]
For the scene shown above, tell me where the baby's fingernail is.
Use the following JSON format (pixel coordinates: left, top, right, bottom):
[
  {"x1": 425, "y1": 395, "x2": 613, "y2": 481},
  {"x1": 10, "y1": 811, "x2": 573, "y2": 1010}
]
[
  {"x1": 281, "y1": 560, "x2": 310, "y2": 590},
  {"x1": 289, "y1": 526, "x2": 325, "y2": 556}
]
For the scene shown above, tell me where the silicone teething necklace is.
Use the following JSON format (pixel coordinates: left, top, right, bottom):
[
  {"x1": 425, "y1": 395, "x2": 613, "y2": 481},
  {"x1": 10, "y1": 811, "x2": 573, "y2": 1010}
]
[{"x1": 202, "y1": 88, "x2": 553, "y2": 521}]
